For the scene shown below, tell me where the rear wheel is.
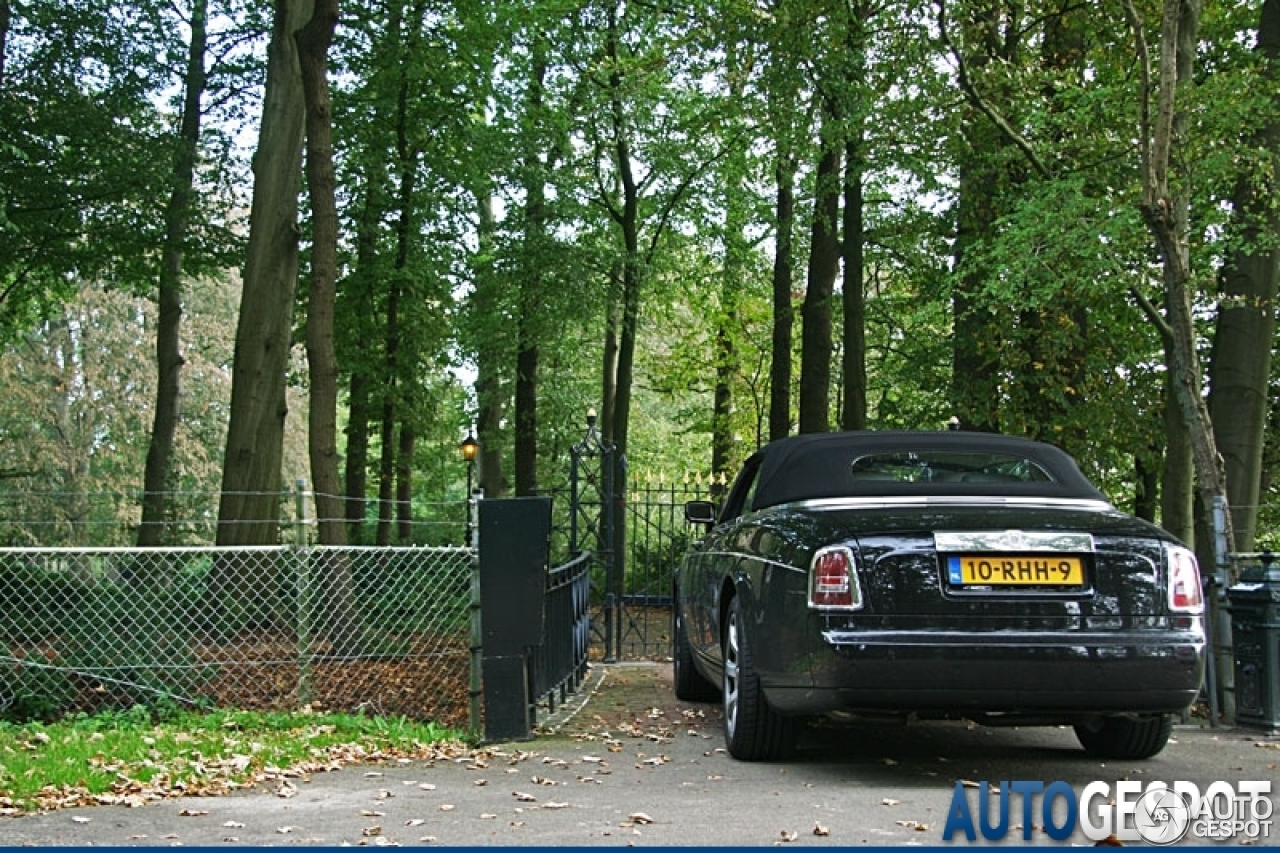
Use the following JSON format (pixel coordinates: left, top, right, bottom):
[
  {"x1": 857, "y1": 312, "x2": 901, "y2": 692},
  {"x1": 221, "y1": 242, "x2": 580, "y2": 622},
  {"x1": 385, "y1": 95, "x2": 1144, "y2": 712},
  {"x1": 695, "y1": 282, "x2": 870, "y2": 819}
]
[
  {"x1": 1074, "y1": 714, "x2": 1173, "y2": 760},
  {"x1": 722, "y1": 596, "x2": 796, "y2": 761},
  {"x1": 672, "y1": 600, "x2": 719, "y2": 701}
]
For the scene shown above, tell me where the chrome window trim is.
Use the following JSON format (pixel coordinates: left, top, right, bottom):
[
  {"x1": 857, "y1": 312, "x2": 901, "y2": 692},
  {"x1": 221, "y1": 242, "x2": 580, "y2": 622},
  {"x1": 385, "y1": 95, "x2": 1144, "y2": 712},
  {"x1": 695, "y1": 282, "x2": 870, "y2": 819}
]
[{"x1": 792, "y1": 496, "x2": 1115, "y2": 513}]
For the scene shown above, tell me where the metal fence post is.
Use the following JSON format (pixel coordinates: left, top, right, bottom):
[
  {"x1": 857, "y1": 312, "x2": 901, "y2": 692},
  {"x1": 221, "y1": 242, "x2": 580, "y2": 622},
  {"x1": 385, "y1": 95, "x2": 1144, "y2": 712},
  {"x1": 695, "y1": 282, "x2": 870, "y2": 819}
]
[
  {"x1": 468, "y1": 517, "x2": 482, "y2": 737},
  {"x1": 294, "y1": 479, "x2": 313, "y2": 707}
]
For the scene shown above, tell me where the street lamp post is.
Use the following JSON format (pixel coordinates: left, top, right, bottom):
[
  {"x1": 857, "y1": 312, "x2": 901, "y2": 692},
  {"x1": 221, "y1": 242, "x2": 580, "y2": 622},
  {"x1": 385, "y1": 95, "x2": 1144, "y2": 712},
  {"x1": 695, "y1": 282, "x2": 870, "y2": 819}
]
[{"x1": 460, "y1": 433, "x2": 479, "y2": 546}]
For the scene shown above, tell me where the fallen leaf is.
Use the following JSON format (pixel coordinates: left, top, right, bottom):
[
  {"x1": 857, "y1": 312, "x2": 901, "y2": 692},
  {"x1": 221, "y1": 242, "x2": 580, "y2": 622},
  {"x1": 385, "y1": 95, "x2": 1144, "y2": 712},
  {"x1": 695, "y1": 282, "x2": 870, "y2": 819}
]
[
  {"x1": 70, "y1": 816, "x2": 91, "y2": 824},
  {"x1": 882, "y1": 798, "x2": 900, "y2": 806},
  {"x1": 361, "y1": 810, "x2": 386, "y2": 817},
  {"x1": 779, "y1": 830, "x2": 799, "y2": 842},
  {"x1": 813, "y1": 823, "x2": 830, "y2": 837},
  {"x1": 223, "y1": 820, "x2": 245, "y2": 828},
  {"x1": 405, "y1": 819, "x2": 426, "y2": 827},
  {"x1": 629, "y1": 812, "x2": 655, "y2": 825},
  {"x1": 362, "y1": 826, "x2": 383, "y2": 837},
  {"x1": 513, "y1": 791, "x2": 537, "y2": 802},
  {"x1": 178, "y1": 808, "x2": 209, "y2": 817}
]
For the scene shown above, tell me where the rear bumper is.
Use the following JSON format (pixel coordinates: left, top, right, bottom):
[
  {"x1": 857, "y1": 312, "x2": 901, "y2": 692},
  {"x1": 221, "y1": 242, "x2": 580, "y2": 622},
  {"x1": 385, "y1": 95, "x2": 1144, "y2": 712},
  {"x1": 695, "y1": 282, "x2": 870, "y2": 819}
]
[{"x1": 763, "y1": 629, "x2": 1205, "y2": 718}]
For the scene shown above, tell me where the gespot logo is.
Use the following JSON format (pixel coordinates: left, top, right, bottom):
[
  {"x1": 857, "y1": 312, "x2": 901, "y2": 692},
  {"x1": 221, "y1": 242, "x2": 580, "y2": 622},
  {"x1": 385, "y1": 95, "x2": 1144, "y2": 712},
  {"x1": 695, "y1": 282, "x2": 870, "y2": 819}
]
[{"x1": 943, "y1": 779, "x2": 1274, "y2": 844}]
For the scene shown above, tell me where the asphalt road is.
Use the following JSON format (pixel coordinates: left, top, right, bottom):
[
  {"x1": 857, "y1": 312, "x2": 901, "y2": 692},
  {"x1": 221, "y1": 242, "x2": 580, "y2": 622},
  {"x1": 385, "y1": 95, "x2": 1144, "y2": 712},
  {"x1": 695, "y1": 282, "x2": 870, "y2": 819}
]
[{"x1": 2, "y1": 662, "x2": 1278, "y2": 847}]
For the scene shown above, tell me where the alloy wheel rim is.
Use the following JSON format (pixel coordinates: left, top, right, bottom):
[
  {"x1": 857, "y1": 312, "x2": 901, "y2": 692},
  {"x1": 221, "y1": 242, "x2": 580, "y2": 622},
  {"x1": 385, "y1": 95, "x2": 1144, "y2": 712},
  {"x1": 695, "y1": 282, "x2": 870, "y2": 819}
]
[
  {"x1": 724, "y1": 609, "x2": 740, "y2": 734},
  {"x1": 674, "y1": 609, "x2": 685, "y2": 678}
]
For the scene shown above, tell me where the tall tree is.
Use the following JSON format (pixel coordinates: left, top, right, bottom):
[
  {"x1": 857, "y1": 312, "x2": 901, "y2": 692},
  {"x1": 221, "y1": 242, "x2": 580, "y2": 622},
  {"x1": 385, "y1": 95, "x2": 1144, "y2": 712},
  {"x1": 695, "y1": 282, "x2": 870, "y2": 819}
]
[
  {"x1": 216, "y1": 0, "x2": 309, "y2": 547},
  {"x1": 838, "y1": 0, "x2": 870, "y2": 432},
  {"x1": 797, "y1": 105, "x2": 840, "y2": 434},
  {"x1": 298, "y1": 0, "x2": 343, "y2": 545},
  {"x1": 1208, "y1": 0, "x2": 1280, "y2": 553},
  {"x1": 1126, "y1": 0, "x2": 1233, "y2": 563},
  {"x1": 139, "y1": 0, "x2": 210, "y2": 547},
  {"x1": 711, "y1": 37, "x2": 751, "y2": 473},
  {"x1": 762, "y1": 0, "x2": 802, "y2": 443}
]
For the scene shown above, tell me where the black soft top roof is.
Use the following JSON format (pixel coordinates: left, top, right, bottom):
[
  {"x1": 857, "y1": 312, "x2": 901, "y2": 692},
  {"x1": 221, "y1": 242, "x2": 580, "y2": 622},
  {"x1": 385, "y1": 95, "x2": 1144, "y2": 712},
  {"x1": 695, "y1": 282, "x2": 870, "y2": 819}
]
[{"x1": 746, "y1": 430, "x2": 1108, "y2": 511}]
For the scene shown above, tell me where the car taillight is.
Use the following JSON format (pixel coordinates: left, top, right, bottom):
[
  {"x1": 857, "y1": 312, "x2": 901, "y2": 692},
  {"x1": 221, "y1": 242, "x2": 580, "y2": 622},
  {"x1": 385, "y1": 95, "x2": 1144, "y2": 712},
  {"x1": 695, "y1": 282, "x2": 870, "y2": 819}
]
[
  {"x1": 809, "y1": 546, "x2": 863, "y2": 611},
  {"x1": 1167, "y1": 545, "x2": 1204, "y2": 614}
]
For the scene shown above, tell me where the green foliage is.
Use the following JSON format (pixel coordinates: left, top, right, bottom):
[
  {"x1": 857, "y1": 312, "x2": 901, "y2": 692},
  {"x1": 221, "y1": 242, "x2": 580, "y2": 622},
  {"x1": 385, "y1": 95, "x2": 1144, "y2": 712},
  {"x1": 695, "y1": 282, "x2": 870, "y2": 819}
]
[
  {"x1": 0, "y1": 0, "x2": 1276, "y2": 552},
  {"x1": 1, "y1": 664, "x2": 77, "y2": 724}
]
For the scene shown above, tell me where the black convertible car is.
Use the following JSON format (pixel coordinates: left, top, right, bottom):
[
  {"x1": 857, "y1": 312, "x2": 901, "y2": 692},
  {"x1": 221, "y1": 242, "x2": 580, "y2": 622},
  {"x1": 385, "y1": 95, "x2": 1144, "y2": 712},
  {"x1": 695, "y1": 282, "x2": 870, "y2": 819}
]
[{"x1": 672, "y1": 430, "x2": 1206, "y2": 761}]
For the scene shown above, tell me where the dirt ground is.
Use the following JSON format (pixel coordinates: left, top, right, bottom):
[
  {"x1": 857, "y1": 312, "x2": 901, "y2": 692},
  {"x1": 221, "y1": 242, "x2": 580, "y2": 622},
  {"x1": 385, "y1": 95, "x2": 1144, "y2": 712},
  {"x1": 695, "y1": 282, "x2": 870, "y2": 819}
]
[{"x1": 535, "y1": 661, "x2": 721, "y2": 743}]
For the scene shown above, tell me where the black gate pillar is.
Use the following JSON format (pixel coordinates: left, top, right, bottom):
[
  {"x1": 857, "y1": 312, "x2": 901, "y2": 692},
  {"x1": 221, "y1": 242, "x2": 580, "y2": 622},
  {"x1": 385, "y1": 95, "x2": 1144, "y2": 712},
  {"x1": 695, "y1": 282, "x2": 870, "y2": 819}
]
[{"x1": 479, "y1": 498, "x2": 550, "y2": 742}]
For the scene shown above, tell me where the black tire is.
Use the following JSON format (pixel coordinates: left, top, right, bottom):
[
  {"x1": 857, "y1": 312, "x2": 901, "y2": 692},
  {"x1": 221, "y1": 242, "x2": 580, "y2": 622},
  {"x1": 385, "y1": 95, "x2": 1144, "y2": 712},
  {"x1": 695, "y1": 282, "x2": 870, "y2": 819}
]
[
  {"x1": 722, "y1": 596, "x2": 796, "y2": 761},
  {"x1": 1074, "y1": 714, "x2": 1173, "y2": 760},
  {"x1": 672, "y1": 601, "x2": 719, "y2": 702}
]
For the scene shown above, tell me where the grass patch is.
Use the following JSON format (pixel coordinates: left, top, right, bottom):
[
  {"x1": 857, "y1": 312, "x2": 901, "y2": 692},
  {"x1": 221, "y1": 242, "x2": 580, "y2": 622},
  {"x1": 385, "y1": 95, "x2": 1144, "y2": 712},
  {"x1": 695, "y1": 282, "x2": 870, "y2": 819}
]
[{"x1": 0, "y1": 705, "x2": 471, "y2": 814}]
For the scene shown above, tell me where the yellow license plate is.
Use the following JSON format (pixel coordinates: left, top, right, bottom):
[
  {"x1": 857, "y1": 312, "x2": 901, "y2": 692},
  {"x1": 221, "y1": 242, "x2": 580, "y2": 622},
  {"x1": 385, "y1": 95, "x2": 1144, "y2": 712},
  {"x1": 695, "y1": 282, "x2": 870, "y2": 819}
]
[{"x1": 947, "y1": 555, "x2": 1084, "y2": 586}]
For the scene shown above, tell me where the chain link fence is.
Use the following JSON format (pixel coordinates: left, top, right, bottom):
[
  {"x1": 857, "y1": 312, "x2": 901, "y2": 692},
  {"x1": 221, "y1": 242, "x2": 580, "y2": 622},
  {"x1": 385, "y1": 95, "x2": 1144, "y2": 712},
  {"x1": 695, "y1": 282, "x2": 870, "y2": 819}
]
[{"x1": 0, "y1": 545, "x2": 474, "y2": 728}]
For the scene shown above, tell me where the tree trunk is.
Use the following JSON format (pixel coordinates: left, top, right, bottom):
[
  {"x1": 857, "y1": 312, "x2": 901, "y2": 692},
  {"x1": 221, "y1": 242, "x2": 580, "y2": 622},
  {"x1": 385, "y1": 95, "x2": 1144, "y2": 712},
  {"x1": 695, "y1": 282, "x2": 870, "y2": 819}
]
[
  {"x1": 798, "y1": 108, "x2": 840, "y2": 435},
  {"x1": 345, "y1": 370, "x2": 370, "y2": 542},
  {"x1": 713, "y1": 55, "x2": 748, "y2": 473},
  {"x1": 376, "y1": 45, "x2": 419, "y2": 545},
  {"x1": 606, "y1": 3, "x2": 640, "y2": 459},
  {"x1": 1129, "y1": 0, "x2": 1233, "y2": 566},
  {"x1": 341, "y1": 163, "x2": 384, "y2": 545},
  {"x1": 1162, "y1": 371, "x2": 1195, "y2": 543},
  {"x1": 1207, "y1": 0, "x2": 1279, "y2": 553},
  {"x1": 298, "y1": 0, "x2": 362, "y2": 655},
  {"x1": 139, "y1": 0, "x2": 207, "y2": 548},
  {"x1": 514, "y1": 41, "x2": 548, "y2": 498},
  {"x1": 768, "y1": 151, "x2": 796, "y2": 443},
  {"x1": 473, "y1": 189, "x2": 507, "y2": 498},
  {"x1": 1134, "y1": 447, "x2": 1160, "y2": 522},
  {"x1": 375, "y1": 388, "x2": 396, "y2": 545},
  {"x1": 297, "y1": 0, "x2": 344, "y2": 547},
  {"x1": 217, "y1": 0, "x2": 308, "y2": 547},
  {"x1": 840, "y1": 134, "x2": 866, "y2": 432},
  {"x1": 396, "y1": 422, "x2": 414, "y2": 540}
]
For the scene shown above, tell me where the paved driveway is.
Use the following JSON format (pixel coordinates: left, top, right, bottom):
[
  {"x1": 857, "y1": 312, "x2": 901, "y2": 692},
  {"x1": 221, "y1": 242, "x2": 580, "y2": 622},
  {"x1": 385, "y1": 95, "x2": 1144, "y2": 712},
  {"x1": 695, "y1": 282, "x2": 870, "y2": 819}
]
[{"x1": 3, "y1": 663, "x2": 1278, "y2": 847}]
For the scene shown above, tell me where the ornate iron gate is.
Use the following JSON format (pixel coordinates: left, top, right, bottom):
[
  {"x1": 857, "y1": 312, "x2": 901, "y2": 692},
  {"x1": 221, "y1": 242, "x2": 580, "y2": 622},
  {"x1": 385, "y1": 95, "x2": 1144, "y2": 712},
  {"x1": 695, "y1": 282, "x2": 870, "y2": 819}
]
[{"x1": 567, "y1": 413, "x2": 726, "y2": 662}]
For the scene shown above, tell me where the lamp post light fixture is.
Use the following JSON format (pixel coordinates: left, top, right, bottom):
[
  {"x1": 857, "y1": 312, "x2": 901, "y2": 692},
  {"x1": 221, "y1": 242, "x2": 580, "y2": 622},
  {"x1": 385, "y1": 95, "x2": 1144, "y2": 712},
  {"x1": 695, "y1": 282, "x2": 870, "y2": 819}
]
[{"x1": 460, "y1": 433, "x2": 478, "y2": 545}]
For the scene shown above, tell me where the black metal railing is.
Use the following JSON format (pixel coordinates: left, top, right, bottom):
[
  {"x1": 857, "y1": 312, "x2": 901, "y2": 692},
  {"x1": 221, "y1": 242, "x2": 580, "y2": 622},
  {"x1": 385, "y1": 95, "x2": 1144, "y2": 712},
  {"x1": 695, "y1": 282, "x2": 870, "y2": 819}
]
[{"x1": 528, "y1": 550, "x2": 592, "y2": 718}]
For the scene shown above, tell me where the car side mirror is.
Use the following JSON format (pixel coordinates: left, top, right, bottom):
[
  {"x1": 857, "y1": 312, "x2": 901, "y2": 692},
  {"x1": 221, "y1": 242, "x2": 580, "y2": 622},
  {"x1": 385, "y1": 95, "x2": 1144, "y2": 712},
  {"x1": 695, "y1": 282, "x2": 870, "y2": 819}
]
[{"x1": 684, "y1": 499, "x2": 718, "y2": 526}]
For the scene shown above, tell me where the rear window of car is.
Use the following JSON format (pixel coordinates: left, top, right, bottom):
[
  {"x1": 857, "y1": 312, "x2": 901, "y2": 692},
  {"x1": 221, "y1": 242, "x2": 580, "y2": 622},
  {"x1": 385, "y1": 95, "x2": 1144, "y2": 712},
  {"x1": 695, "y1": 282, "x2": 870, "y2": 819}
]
[{"x1": 849, "y1": 451, "x2": 1054, "y2": 485}]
